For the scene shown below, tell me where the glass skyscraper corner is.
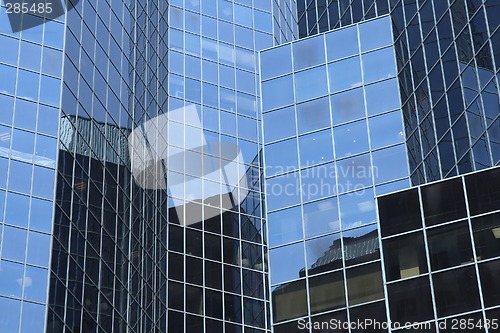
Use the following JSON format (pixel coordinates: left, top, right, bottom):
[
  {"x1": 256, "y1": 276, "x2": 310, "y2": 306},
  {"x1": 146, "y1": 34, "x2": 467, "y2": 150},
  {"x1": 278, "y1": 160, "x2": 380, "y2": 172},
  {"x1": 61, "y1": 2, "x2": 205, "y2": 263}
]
[{"x1": 259, "y1": 15, "x2": 412, "y2": 332}]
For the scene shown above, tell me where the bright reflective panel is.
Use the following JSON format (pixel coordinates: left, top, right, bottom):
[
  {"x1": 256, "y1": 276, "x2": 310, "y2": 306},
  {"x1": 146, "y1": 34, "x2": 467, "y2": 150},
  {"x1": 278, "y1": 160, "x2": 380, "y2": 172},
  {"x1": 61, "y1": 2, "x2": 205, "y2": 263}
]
[
  {"x1": 266, "y1": 172, "x2": 300, "y2": 211},
  {"x1": 304, "y1": 196, "x2": 340, "y2": 237},
  {"x1": 339, "y1": 189, "x2": 376, "y2": 229},
  {"x1": 265, "y1": 138, "x2": 299, "y2": 176},
  {"x1": 262, "y1": 75, "x2": 294, "y2": 111},
  {"x1": 372, "y1": 144, "x2": 409, "y2": 184},
  {"x1": 365, "y1": 78, "x2": 401, "y2": 115},
  {"x1": 362, "y1": 47, "x2": 397, "y2": 83},
  {"x1": 359, "y1": 16, "x2": 392, "y2": 52},
  {"x1": 299, "y1": 129, "x2": 334, "y2": 167},
  {"x1": 326, "y1": 25, "x2": 359, "y2": 61},
  {"x1": 328, "y1": 56, "x2": 362, "y2": 92},
  {"x1": 270, "y1": 242, "x2": 305, "y2": 285},
  {"x1": 369, "y1": 110, "x2": 405, "y2": 149},
  {"x1": 293, "y1": 35, "x2": 325, "y2": 70},
  {"x1": 334, "y1": 120, "x2": 369, "y2": 157},
  {"x1": 268, "y1": 207, "x2": 303, "y2": 247},
  {"x1": 296, "y1": 97, "x2": 330, "y2": 134},
  {"x1": 336, "y1": 154, "x2": 373, "y2": 192},
  {"x1": 263, "y1": 107, "x2": 296, "y2": 142},
  {"x1": 295, "y1": 66, "x2": 328, "y2": 102},
  {"x1": 331, "y1": 88, "x2": 365, "y2": 125},
  {"x1": 260, "y1": 45, "x2": 292, "y2": 80},
  {"x1": 301, "y1": 163, "x2": 336, "y2": 202}
]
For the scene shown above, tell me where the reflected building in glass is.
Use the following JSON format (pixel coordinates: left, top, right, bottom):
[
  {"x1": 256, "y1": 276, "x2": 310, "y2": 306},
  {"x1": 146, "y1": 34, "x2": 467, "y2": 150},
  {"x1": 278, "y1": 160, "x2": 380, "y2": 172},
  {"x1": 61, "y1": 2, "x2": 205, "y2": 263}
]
[
  {"x1": 260, "y1": 15, "x2": 411, "y2": 332},
  {"x1": 0, "y1": 0, "x2": 290, "y2": 332}
]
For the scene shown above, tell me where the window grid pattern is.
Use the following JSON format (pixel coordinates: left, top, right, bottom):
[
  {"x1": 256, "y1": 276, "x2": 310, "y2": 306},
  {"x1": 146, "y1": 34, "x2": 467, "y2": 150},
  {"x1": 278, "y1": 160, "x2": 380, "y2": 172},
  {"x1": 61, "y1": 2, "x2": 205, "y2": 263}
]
[
  {"x1": 0, "y1": 3, "x2": 65, "y2": 333},
  {"x1": 296, "y1": 0, "x2": 500, "y2": 185},
  {"x1": 260, "y1": 16, "x2": 411, "y2": 331},
  {"x1": 378, "y1": 166, "x2": 500, "y2": 332}
]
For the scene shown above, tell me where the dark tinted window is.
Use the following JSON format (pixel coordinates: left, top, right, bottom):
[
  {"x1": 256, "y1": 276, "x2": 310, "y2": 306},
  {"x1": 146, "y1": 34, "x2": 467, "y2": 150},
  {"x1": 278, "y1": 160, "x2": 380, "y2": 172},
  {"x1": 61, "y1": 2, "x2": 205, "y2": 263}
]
[
  {"x1": 350, "y1": 301, "x2": 387, "y2": 333},
  {"x1": 422, "y1": 178, "x2": 467, "y2": 226},
  {"x1": 479, "y1": 259, "x2": 500, "y2": 307},
  {"x1": 309, "y1": 271, "x2": 345, "y2": 314},
  {"x1": 472, "y1": 212, "x2": 500, "y2": 260},
  {"x1": 427, "y1": 221, "x2": 474, "y2": 271},
  {"x1": 311, "y1": 310, "x2": 348, "y2": 333},
  {"x1": 466, "y1": 168, "x2": 500, "y2": 215},
  {"x1": 383, "y1": 232, "x2": 427, "y2": 281},
  {"x1": 438, "y1": 312, "x2": 485, "y2": 333},
  {"x1": 433, "y1": 266, "x2": 481, "y2": 317},
  {"x1": 346, "y1": 263, "x2": 384, "y2": 306},
  {"x1": 272, "y1": 280, "x2": 308, "y2": 322},
  {"x1": 387, "y1": 276, "x2": 434, "y2": 323},
  {"x1": 378, "y1": 188, "x2": 421, "y2": 237}
]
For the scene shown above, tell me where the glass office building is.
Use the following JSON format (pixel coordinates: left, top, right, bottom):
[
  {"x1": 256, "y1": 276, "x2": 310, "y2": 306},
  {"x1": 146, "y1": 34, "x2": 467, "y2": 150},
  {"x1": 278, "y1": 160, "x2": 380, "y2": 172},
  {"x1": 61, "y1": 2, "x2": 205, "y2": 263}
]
[
  {"x1": 378, "y1": 165, "x2": 500, "y2": 332},
  {"x1": 0, "y1": 0, "x2": 292, "y2": 332},
  {"x1": 260, "y1": 15, "x2": 411, "y2": 332},
  {"x1": 298, "y1": 0, "x2": 500, "y2": 185}
]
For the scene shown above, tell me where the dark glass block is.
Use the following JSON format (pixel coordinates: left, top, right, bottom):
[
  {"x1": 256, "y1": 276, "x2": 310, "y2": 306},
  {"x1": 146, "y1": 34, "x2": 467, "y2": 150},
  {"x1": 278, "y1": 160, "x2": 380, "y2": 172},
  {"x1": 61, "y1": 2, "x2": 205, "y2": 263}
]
[
  {"x1": 186, "y1": 256, "x2": 203, "y2": 285},
  {"x1": 479, "y1": 259, "x2": 500, "y2": 307},
  {"x1": 310, "y1": 310, "x2": 348, "y2": 332},
  {"x1": 186, "y1": 314, "x2": 203, "y2": 333},
  {"x1": 383, "y1": 232, "x2": 427, "y2": 281},
  {"x1": 168, "y1": 252, "x2": 183, "y2": 281},
  {"x1": 472, "y1": 212, "x2": 500, "y2": 260},
  {"x1": 465, "y1": 167, "x2": 500, "y2": 215},
  {"x1": 205, "y1": 289, "x2": 223, "y2": 319},
  {"x1": 205, "y1": 260, "x2": 222, "y2": 289},
  {"x1": 274, "y1": 319, "x2": 304, "y2": 333},
  {"x1": 346, "y1": 262, "x2": 384, "y2": 306},
  {"x1": 350, "y1": 301, "x2": 387, "y2": 333},
  {"x1": 186, "y1": 285, "x2": 203, "y2": 315},
  {"x1": 378, "y1": 188, "x2": 422, "y2": 237},
  {"x1": 433, "y1": 266, "x2": 481, "y2": 317},
  {"x1": 388, "y1": 276, "x2": 434, "y2": 323},
  {"x1": 427, "y1": 220, "x2": 474, "y2": 271},
  {"x1": 422, "y1": 177, "x2": 467, "y2": 226},
  {"x1": 272, "y1": 279, "x2": 307, "y2": 322},
  {"x1": 486, "y1": 308, "x2": 500, "y2": 333},
  {"x1": 309, "y1": 271, "x2": 345, "y2": 314}
]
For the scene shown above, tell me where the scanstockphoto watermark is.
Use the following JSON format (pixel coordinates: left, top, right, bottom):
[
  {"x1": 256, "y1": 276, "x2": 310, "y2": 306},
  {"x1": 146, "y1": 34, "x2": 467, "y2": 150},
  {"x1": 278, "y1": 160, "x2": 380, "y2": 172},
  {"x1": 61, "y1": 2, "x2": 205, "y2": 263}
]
[
  {"x1": 297, "y1": 318, "x2": 433, "y2": 331},
  {"x1": 266, "y1": 163, "x2": 379, "y2": 201}
]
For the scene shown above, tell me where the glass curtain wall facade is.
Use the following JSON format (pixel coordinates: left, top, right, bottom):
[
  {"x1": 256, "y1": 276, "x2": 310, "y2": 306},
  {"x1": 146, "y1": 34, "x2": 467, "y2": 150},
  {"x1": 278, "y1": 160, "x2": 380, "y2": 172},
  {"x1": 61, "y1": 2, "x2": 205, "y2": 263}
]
[
  {"x1": 0, "y1": 0, "x2": 294, "y2": 332},
  {"x1": 378, "y1": 166, "x2": 500, "y2": 332},
  {"x1": 297, "y1": 0, "x2": 500, "y2": 185},
  {"x1": 0, "y1": 4, "x2": 65, "y2": 333},
  {"x1": 259, "y1": 16, "x2": 411, "y2": 332}
]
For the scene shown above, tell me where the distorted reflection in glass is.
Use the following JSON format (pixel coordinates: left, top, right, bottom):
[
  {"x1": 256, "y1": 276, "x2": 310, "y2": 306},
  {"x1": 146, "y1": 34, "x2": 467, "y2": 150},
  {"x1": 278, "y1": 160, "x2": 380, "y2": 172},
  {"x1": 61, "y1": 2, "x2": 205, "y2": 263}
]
[
  {"x1": 339, "y1": 189, "x2": 376, "y2": 229},
  {"x1": 306, "y1": 232, "x2": 342, "y2": 274},
  {"x1": 304, "y1": 196, "x2": 340, "y2": 237},
  {"x1": 342, "y1": 224, "x2": 379, "y2": 266}
]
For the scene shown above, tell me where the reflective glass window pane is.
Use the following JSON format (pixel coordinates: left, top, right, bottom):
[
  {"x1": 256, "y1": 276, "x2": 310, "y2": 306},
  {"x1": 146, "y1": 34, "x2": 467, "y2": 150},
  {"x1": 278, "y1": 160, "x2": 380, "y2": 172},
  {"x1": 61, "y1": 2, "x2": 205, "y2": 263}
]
[
  {"x1": 375, "y1": 178, "x2": 410, "y2": 196},
  {"x1": 365, "y1": 78, "x2": 400, "y2": 116},
  {"x1": 433, "y1": 266, "x2": 481, "y2": 317},
  {"x1": 260, "y1": 45, "x2": 292, "y2": 80},
  {"x1": 293, "y1": 36, "x2": 325, "y2": 71},
  {"x1": 23, "y1": 265, "x2": 48, "y2": 303},
  {"x1": 268, "y1": 207, "x2": 303, "y2": 247},
  {"x1": 32, "y1": 166, "x2": 55, "y2": 199},
  {"x1": 0, "y1": 260, "x2": 24, "y2": 298},
  {"x1": 304, "y1": 197, "x2": 340, "y2": 238},
  {"x1": 272, "y1": 280, "x2": 307, "y2": 322},
  {"x1": 334, "y1": 120, "x2": 369, "y2": 158},
  {"x1": 0, "y1": 35, "x2": 19, "y2": 64},
  {"x1": 362, "y1": 47, "x2": 397, "y2": 83},
  {"x1": 387, "y1": 276, "x2": 434, "y2": 324},
  {"x1": 39, "y1": 75, "x2": 61, "y2": 106},
  {"x1": 343, "y1": 224, "x2": 379, "y2": 266},
  {"x1": 465, "y1": 167, "x2": 500, "y2": 215},
  {"x1": 359, "y1": 16, "x2": 392, "y2": 52},
  {"x1": 369, "y1": 110, "x2": 404, "y2": 149},
  {"x1": 2, "y1": 226, "x2": 27, "y2": 262},
  {"x1": 472, "y1": 212, "x2": 500, "y2": 261},
  {"x1": 306, "y1": 233, "x2": 342, "y2": 274},
  {"x1": 19, "y1": 41, "x2": 41, "y2": 72},
  {"x1": 328, "y1": 56, "x2": 362, "y2": 92},
  {"x1": 330, "y1": 88, "x2": 366, "y2": 125},
  {"x1": 422, "y1": 178, "x2": 467, "y2": 226},
  {"x1": 301, "y1": 163, "x2": 336, "y2": 202},
  {"x1": 5, "y1": 192, "x2": 30, "y2": 227},
  {"x1": 0, "y1": 94, "x2": 14, "y2": 125},
  {"x1": 269, "y1": 242, "x2": 305, "y2": 285},
  {"x1": 262, "y1": 75, "x2": 294, "y2": 111},
  {"x1": 309, "y1": 271, "x2": 345, "y2": 314},
  {"x1": 299, "y1": 130, "x2": 333, "y2": 167},
  {"x1": 265, "y1": 138, "x2": 298, "y2": 176},
  {"x1": 9, "y1": 160, "x2": 31, "y2": 193},
  {"x1": 346, "y1": 262, "x2": 384, "y2": 306},
  {"x1": 0, "y1": 65, "x2": 16, "y2": 95},
  {"x1": 326, "y1": 25, "x2": 359, "y2": 61},
  {"x1": 27, "y1": 231, "x2": 51, "y2": 267},
  {"x1": 14, "y1": 99, "x2": 37, "y2": 131},
  {"x1": 21, "y1": 301, "x2": 45, "y2": 333},
  {"x1": 296, "y1": 97, "x2": 330, "y2": 134},
  {"x1": 266, "y1": 172, "x2": 300, "y2": 211},
  {"x1": 16, "y1": 69, "x2": 39, "y2": 101},
  {"x1": 427, "y1": 221, "x2": 473, "y2": 271},
  {"x1": 295, "y1": 66, "x2": 328, "y2": 102},
  {"x1": 339, "y1": 189, "x2": 376, "y2": 229},
  {"x1": 263, "y1": 107, "x2": 296, "y2": 142},
  {"x1": 0, "y1": 296, "x2": 21, "y2": 332},
  {"x1": 378, "y1": 188, "x2": 422, "y2": 237},
  {"x1": 337, "y1": 154, "x2": 372, "y2": 193},
  {"x1": 383, "y1": 232, "x2": 428, "y2": 281},
  {"x1": 372, "y1": 145, "x2": 409, "y2": 184}
]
